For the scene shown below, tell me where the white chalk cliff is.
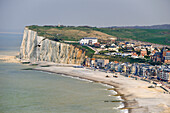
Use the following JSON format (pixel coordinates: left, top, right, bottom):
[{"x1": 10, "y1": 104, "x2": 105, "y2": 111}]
[{"x1": 20, "y1": 28, "x2": 85, "y2": 65}]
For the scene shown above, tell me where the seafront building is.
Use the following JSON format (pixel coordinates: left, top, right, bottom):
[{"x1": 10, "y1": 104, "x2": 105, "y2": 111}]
[
  {"x1": 157, "y1": 67, "x2": 170, "y2": 82},
  {"x1": 164, "y1": 51, "x2": 170, "y2": 64},
  {"x1": 83, "y1": 57, "x2": 170, "y2": 82}
]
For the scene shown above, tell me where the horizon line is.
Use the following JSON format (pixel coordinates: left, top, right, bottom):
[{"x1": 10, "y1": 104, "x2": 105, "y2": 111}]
[{"x1": 0, "y1": 32, "x2": 23, "y2": 35}]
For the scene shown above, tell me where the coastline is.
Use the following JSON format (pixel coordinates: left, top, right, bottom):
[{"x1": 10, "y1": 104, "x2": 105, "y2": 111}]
[
  {"x1": 31, "y1": 62, "x2": 170, "y2": 113},
  {"x1": 0, "y1": 55, "x2": 20, "y2": 63},
  {"x1": 1, "y1": 55, "x2": 170, "y2": 113}
]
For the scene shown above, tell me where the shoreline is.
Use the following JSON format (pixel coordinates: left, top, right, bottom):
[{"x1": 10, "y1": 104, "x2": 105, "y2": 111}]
[
  {"x1": 1, "y1": 56, "x2": 170, "y2": 113},
  {"x1": 31, "y1": 62, "x2": 170, "y2": 113}
]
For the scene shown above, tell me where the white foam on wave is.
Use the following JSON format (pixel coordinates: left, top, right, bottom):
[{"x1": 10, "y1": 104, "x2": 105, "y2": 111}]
[
  {"x1": 112, "y1": 103, "x2": 128, "y2": 113},
  {"x1": 116, "y1": 96, "x2": 123, "y2": 101},
  {"x1": 100, "y1": 83, "x2": 114, "y2": 88},
  {"x1": 100, "y1": 83, "x2": 118, "y2": 95},
  {"x1": 109, "y1": 90, "x2": 118, "y2": 95},
  {"x1": 100, "y1": 83, "x2": 127, "y2": 113}
]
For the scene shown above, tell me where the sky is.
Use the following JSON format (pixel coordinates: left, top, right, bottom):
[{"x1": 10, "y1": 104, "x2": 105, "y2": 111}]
[{"x1": 0, "y1": 0, "x2": 170, "y2": 33}]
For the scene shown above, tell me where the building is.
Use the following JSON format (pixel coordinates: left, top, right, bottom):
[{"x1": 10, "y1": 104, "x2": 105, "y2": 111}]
[
  {"x1": 164, "y1": 51, "x2": 170, "y2": 64},
  {"x1": 109, "y1": 37, "x2": 117, "y2": 42},
  {"x1": 108, "y1": 46, "x2": 119, "y2": 52},
  {"x1": 131, "y1": 52, "x2": 138, "y2": 58},
  {"x1": 157, "y1": 68, "x2": 170, "y2": 82},
  {"x1": 79, "y1": 37, "x2": 98, "y2": 45},
  {"x1": 140, "y1": 49, "x2": 147, "y2": 56},
  {"x1": 152, "y1": 52, "x2": 162, "y2": 62},
  {"x1": 95, "y1": 59, "x2": 109, "y2": 68},
  {"x1": 91, "y1": 58, "x2": 95, "y2": 67},
  {"x1": 94, "y1": 43, "x2": 100, "y2": 48},
  {"x1": 100, "y1": 44, "x2": 106, "y2": 49}
]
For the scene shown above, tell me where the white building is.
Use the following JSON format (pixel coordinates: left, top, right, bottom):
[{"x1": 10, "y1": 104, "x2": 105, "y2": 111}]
[
  {"x1": 108, "y1": 46, "x2": 119, "y2": 52},
  {"x1": 79, "y1": 37, "x2": 98, "y2": 45}
]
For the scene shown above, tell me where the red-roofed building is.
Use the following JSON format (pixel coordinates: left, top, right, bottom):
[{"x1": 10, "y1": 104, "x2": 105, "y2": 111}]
[{"x1": 140, "y1": 49, "x2": 147, "y2": 56}]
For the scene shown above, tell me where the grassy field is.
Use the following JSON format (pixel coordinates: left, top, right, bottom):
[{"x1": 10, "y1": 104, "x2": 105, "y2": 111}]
[
  {"x1": 94, "y1": 28, "x2": 170, "y2": 45},
  {"x1": 27, "y1": 25, "x2": 115, "y2": 41},
  {"x1": 27, "y1": 25, "x2": 170, "y2": 45}
]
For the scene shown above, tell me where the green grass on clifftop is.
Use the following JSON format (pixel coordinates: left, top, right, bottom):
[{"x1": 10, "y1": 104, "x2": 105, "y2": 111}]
[
  {"x1": 27, "y1": 25, "x2": 170, "y2": 45},
  {"x1": 27, "y1": 25, "x2": 114, "y2": 41},
  {"x1": 94, "y1": 28, "x2": 170, "y2": 45}
]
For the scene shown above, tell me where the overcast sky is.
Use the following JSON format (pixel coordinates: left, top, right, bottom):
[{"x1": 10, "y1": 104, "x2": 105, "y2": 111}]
[{"x1": 0, "y1": 0, "x2": 170, "y2": 32}]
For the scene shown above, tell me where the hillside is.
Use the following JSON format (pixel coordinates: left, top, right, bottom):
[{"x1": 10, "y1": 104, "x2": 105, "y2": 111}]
[
  {"x1": 27, "y1": 25, "x2": 115, "y2": 41},
  {"x1": 27, "y1": 25, "x2": 170, "y2": 46},
  {"x1": 94, "y1": 28, "x2": 170, "y2": 46}
]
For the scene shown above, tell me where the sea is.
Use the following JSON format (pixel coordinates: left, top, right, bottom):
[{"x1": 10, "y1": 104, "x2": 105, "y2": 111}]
[{"x1": 0, "y1": 33, "x2": 127, "y2": 113}]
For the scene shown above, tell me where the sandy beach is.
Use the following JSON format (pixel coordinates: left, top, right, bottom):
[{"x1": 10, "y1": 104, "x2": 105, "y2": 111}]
[
  {"x1": 30, "y1": 61, "x2": 170, "y2": 113},
  {"x1": 0, "y1": 55, "x2": 20, "y2": 63}
]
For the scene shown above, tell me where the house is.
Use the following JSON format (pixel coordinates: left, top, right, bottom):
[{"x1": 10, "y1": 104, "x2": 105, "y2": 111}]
[
  {"x1": 140, "y1": 49, "x2": 147, "y2": 56},
  {"x1": 134, "y1": 46, "x2": 141, "y2": 51},
  {"x1": 79, "y1": 37, "x2": 98, "y2": 45},
  {"x1": 152, "y1": 52, "x2": 162, "y2": 62},
  {"x1": 126, "y1": 47, "x2": 133, "y2": 51},
  {"x1": 109, "y1": 37, "x2": 117, "y2": 42},
  {"x1": 126, "y1": 43, "x2": 134, "y2": 47},
  {"x1": 108, "y1": 46, "x2": 119, "y2": 52},
  {"x1": 131, "y1": 52, "x2": 138, "y2": 56},
  {"x1": 94, "y1": 43, "x2": 100, "y2": 48},
  {"x1": 100, "y1": 44, "x2": 106, "y2": 49}
]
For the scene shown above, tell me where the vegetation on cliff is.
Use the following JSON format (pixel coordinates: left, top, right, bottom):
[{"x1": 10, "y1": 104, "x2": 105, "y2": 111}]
[
  {"x1": 27, "y1": 25, "x2": 115, "y2": 41},
  {"x1": 66, "y1": 43, "x2": 95, "y2": 58},
  {"x1": 27, "y1": 25, "x2": 170, "y2": 46},
  {"x1": 93, "y1": 54, "x2": 162, "y2": 65},
  {"x1": 95, "y1": 28, "x2": 170, "y2": 46}
]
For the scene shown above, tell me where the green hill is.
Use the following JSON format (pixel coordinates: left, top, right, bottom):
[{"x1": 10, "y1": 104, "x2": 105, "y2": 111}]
[
  {"x1": 27, "y1": 25, "x2": 170, "y2": 45},
  {"x1": 94, "y1": 28, "x2": 170, "y2": 45},
  {"x1": 27, "y1": 25, "x2": 115, "y2": 41}
]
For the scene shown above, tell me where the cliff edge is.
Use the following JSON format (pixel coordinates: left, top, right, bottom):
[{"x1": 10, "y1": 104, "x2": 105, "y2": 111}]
[{"x1": 19, "y1": 28, "x2": 85, "y2": 65}]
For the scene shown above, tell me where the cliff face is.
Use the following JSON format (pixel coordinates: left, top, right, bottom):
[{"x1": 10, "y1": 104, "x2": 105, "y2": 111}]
[{"x1": 20, "y1": 28, "x2": 85, "y2": 65}]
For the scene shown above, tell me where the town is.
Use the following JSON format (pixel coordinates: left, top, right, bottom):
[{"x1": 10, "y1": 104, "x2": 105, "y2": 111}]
[{"x1": 75, "y1": 37, "x2": 170, "y2": 91}]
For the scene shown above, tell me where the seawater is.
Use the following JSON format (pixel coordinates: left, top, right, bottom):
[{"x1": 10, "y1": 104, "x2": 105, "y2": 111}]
[
  {"x1": 0, "y1": 33, "x2": 22, "y2": 55},
  {"x1": 0, "y1": 33, "x2": 126, "y2": 113}
]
